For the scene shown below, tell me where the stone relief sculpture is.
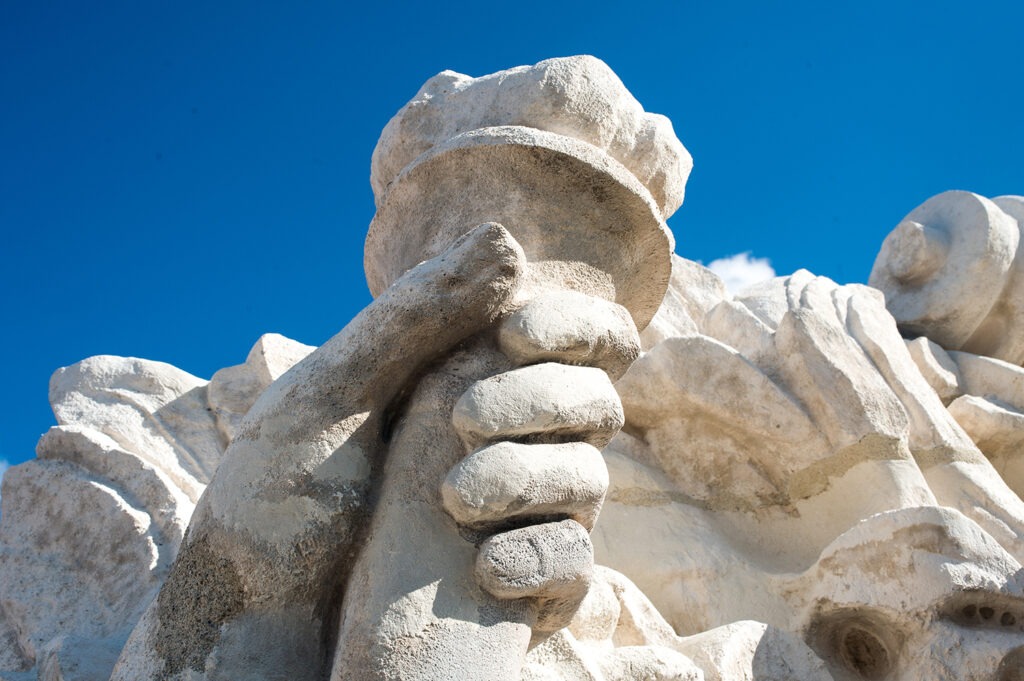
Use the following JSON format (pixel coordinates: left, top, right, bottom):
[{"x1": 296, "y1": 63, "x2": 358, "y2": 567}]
[{"x1": 3, "y1": 56, "x2": 1024, "y2": 681}]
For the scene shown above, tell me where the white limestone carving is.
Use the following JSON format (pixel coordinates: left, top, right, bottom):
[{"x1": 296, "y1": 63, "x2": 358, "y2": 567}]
[
  {"x1": 0, "y1": 338, "x2": 312, "y2": 680},
  {"x1": 940, "y1": 353, "x2": 1024, "y2": 500},
  {"x1": 598, "y1": 254, "x2": 1024, "y2": 679},
  {"x1": 875, "y1": 189, "x2": 1024, "y2": 527},
  {"x1": 207, "y1": 333, "x2": 315, "y2": 443},
  {"x1": 3, "y1": 57, "x2": 1024, "y2": 681},
  {"x1": 870, "y1": 190, "x2": 1024, "y2": 365},
  {"x1": 0, "y1": 356, "x2": 216, "y2": 679},
  {"x1": 110, "y1": 54, "x2": 683, "y2": 674},
  {"x1": 369, "y1": 55, "x2": 692, "y2": 219},
  {"x1": 337, "y1": 53, "x2": 679, "y2": 677}
]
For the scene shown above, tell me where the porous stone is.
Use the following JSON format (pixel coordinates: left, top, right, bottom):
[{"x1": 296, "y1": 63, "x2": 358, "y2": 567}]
[
  {"x1": 364, "y1": 126, "x2": 674, "y2": 330},
  {"x1": 370, "y1": 55, "x2": 691, "y2": 219},
  {"x1": 640, "y1": 255, "x2": 726, "y2": 350},
  {"x1": 945, "y1": 351, "x2": 1024, "y2": 498},
  {"x1": 442, "y1": 441, "x2": 608, "y2": 531},
  {"x1": 452, "y1": 362, "x2": 625, "y2": 451},
  {"x1": 905, "y1": 336, "x2": 963, "y2": 404},
  {"x1": 476, "y1": 519, "x2": 594, "y2": 631},
  {"x1": 499, "y1": 291, "x2": 641, "y2": 382},
  {"x1": 678, "y1": 622, "x2": 831, "y2": 681},
  {"x1": 7, "y1": 56, "x2": 1024, "y2": 681},
  {"x1": 207, "y1": 333, "x2": 315, "y2": 442},
  {"x1": 0, "y1": 336, "x2": 314, "y2": 681}
]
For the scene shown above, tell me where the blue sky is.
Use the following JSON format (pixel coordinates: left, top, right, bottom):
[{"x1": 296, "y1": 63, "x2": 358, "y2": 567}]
[{"x1": 2, "y1": 1, "x2": 1023, "y2": 475}]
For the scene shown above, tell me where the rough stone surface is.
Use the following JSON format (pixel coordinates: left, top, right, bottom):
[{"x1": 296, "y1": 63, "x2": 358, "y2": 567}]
[
  {"x1": 499, "y1": 291, "x2": 641, "y2": 382},
  {"x1": 453, "y1": 362, "x2": 625, "y2": 451},
  {"x1": 598, "y1": 236, "x2": 1024, "y2": 680},
  {"x1": 370, "y1": 55, "x2": 691, "y2": 220},
  {"x1": 0, "y1": 354, "x2": 224, "y2": 680},
  {"x1": 207, "y1": 333, "x2": 315, "y2": 443},
  {"x1": 364, "y1": 126, "x2": 674, "y2": 331},
  {"x1": 5, "y1": 56, "x2": 1024, "y2": 681},
  {"x1": 442, "y1": 441, "x2": 608, "y2": 531},
  {"x1": 905, "y1": 335, "x2": 963, "y2": 404},
  {"x1": 0, "y1": 339, "x2": 313, "y2": 681}
]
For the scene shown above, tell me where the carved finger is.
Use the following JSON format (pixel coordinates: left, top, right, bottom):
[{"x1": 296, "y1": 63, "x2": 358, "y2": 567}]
[
  {"x1": 145, "y1": 223, "x2": 528, "y2": 680},
  {"x1": 441, "y1": 441, "x2": 608, "y2": 531},
  {"x1": 498, "y1": 291, "x2": 641, "y2": 381},
  {"x1": 240, "y1": 221, "x2": 525, "y2": 448},
  {"x1": 476, "y1": 519, "x2": 593, "y2": 632},
  {"x1": 451, "y1": 363, "x2": 624, "y2": 451}
]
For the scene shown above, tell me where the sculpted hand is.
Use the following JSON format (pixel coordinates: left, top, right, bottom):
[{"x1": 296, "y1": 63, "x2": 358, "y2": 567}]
[
  {"x1": 444, "y1": 291, "x2": 640, "y2": 632},
  {"x1": 115, "y1": 221, "x2": 643, "y2": 681},
  {"x1": 332, "y1": 236, "x2": 642, "y2": 680},
  {"x1": 113, "y1": 223, "x2": 526, "y2": 681}
]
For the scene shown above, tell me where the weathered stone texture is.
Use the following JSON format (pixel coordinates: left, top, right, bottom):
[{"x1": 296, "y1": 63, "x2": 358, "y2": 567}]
[{"x1": 4, "y1": 57, "x2": 1024, "y2": 681}]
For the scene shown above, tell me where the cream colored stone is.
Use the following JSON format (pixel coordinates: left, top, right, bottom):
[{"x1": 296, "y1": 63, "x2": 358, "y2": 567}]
[
  {"x1": 640, "y1": 255, "x2": 727, "y2": 350},
  {"x1": 952, "y1": 350, "x2": 1024, "y2": 410},
  {"x1": 521, "y1": 564, "x2": 828, "y2": 680},
  {"x1": 948, "y1": 395, "x2": 1024, "y2": 492},
  {"x1": 365, "y1": 126, "x2": 673, "y2": 331},
  {"x1": 499, "y1": 291, "x2": 640, "y2": 382},
  {"x1": 842, "y1": 283, "x2": 977, "y2": 461},
  {"x1": 477, "y1": 519, "x2": 594, "y2": 631},
  {"x1": 905, "y1": 336, "x2": 963, "y2": 403},
  {"x1": 678, "y1": 622, "x2": 831, "y2": 681},
  {"x1": 48, "y1": 355, "x2": 221, "y2": 500},
  {"x1": 371, "y1": 55, "x2": 691, "y2": 219},
  {"x1": 616, "y1": 334, "x2": 824, "y2": 511},
  {"x1": 11, "y1": 56, "x2": 1024, "y2": 681},
  {"x1": 596, "y1": 646, "x2": 703, "y2": 681},
  {"x1": 870, "y1": 190, "x2": 1024, "y2": 363},
  {"x1": 701, "y1": 300, "x2": 775, "y2": 367},
  {"x1": 944, "y1": 351, "x2": 1024, "y2": 498},
  {"x1": 442, "y1": 441, "x2": 608, "y2": 531},
  {"x1": 0, "y1": 351, "x2": 252, "y2": 681},
  {"x1": 605, "y1": 250, "x2": 1024, "y2": 680},
  {"x1": 522, "y1": 567, "x2": 704, "y2": 680},
  {"x1": 334, "y1": 285, "x2": 642, "y2": 679},
  {"x1": 452, "y1": 363, "x2": 624, "y2": 451},
  {"x1": 207, "y1": 333, "x2": 315, "y2": 442},
  {"x1": 117, "y1": 223, "x2": 529, "y2": 681},
  {"x1": 799, "y1": 506, "x2": 1024, "y2": 681},
  {"x1": 337, "y1": 55, "x2": 669, "y2": 681},
  {"x1": 0, "y1": 461, "x2": 163, "y2": 678},
  {"x1": 772, "y1": 275, "x2": 908, "y2": 454},
  {"x1": 35, "y1": 425, "x2": 192, "y2": 548},
  {"x1": 593, "y1": 446, "x2": 780, "y2": 635},
  {"x1": 965, "y1": 195, "x2": 1024, "y2": 363}
]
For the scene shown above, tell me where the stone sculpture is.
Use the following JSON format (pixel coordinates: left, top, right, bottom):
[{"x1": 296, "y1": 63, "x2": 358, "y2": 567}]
[
  {"x1": 871, "y1": 190, "x2": 1024, "y2": 510},
  {"x1": 870, "y1": 191, "x2": 1024, "y2": 365},
  {"x1": 3, "y1": 56, "x2": 1024, "y2": 681}
]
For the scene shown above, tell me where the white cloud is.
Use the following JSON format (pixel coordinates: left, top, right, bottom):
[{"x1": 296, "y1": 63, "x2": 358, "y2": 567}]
[{"x1": 706, "y1": 252, "x2": 776, "y2": 294}]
